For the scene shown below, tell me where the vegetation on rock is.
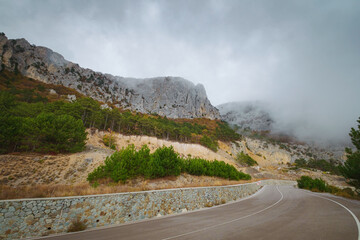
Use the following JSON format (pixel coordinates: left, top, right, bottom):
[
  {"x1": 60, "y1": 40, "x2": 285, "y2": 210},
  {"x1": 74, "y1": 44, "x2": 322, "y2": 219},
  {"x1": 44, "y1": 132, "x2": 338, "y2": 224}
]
[
  {"x1": 294, "y1": 158, "x2": 340, "y2": 175},
  {"x1": 236, "y1": 152, "x2": 258, "y2": 166}
]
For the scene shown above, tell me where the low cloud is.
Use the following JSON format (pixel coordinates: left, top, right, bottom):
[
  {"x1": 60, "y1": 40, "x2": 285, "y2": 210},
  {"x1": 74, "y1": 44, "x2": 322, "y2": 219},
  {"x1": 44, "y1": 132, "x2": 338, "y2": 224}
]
[{"x1": 1, "y1": 0, "x2": 359, "y2": 144}]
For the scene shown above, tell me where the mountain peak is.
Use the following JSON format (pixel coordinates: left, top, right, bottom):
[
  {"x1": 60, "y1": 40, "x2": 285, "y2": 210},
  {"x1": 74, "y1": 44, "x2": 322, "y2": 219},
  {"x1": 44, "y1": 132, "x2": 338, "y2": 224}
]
[{"x1": 0, "y1": 33, "x2": 220, "y2": 119}]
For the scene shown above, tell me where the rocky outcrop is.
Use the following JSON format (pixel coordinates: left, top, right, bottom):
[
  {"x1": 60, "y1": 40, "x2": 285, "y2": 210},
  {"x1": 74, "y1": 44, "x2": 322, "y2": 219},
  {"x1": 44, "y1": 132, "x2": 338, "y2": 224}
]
[
  {"x1": 217, "y1": 101, "x2": 273, "y2": 131},
  {"x1": 0, "y1": 33, "x2": 220, "y2": 119},
  {"x1": 230, "y1": 137, "x2": 346, "y2": 166}
]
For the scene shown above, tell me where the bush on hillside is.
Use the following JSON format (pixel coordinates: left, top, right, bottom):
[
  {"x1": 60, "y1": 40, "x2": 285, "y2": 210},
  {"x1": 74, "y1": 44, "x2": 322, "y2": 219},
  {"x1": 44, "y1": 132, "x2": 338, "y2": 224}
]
[
  {"x1": 181, "y1": 157, "x2": 251, "y2": 180},
  {"x1": 297, "y1": 176, "x2": 327, "y2": 192},
  {"x1": 236, "y1": 152, "x2": 258, "y2": 166},
  {"x1": 87, "y1": 145, "x2": 251, "y2": 183},
  {"x1": 294, "y1": 158, "x2": 341, "y2": 175},
  {"x1": 103, "y1": 133, "x2": 117, "y2": 150},
  {"x1": 297, "y1": 176, "x2": 358, "y2": 199},
  {"x1": 146, "y1": 146, "x2": 182, "y2": 178},
  {"x1": 200, "y1": 135, "x2": 219, "y2": 152}
]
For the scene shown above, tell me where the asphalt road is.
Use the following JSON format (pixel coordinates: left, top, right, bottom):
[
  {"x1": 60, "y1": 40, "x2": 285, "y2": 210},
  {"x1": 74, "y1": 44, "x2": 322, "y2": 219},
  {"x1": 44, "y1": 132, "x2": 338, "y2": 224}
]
[{"x1": 40, "y1": 185, "x2": 360, "y2": 240}]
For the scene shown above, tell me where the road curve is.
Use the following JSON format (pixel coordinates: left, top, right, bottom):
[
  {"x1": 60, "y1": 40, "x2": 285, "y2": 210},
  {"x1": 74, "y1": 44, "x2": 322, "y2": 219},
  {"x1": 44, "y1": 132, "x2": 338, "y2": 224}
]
[{"x1": 38, "y1": 185, "x2": 360, "y2": 240}]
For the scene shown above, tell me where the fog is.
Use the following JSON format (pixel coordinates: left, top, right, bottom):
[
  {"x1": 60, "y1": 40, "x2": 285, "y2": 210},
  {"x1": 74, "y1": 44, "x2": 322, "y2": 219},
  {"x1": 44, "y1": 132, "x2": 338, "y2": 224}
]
[{"x1": 1, "y1": 0, "x2": 359, "y2": 144}]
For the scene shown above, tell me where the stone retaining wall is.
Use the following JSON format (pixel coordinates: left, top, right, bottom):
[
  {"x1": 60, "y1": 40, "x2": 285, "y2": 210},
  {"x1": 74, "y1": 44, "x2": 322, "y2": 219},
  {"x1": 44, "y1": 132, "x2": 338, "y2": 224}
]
[{"x1": 0, "y1": 179, "x2": 296, "y2": 239}]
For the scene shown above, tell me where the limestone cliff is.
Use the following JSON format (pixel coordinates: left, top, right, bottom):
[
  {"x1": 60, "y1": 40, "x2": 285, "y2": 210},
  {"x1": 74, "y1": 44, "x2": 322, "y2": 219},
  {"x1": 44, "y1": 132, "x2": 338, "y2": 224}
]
[{"x1": 0, "y1": 33, "x2": 220, "y2": 119}]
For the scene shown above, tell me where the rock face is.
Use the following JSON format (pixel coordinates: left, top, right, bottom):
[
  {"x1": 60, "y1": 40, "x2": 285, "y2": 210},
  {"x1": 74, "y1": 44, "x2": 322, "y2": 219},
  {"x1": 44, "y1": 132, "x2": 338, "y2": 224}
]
[
  {"x1": 217, "y1": 101, "x2": 273, "y2": 131},
  {"x1": 218, "y1": 101, "x2": 345, "y2": 163},
  {"x1": 0, "y1": 33, "x2": 220, "y2": 119}
]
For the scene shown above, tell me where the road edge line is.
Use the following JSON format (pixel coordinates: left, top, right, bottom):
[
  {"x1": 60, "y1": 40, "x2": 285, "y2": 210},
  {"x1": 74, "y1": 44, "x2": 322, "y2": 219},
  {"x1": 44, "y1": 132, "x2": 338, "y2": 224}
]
[
  {"x1": 160, "y1": 185, "x2": 284, "y2": 240},
  {"x1": 303, "y1": 190, "x2": 360, "y2": 240}
]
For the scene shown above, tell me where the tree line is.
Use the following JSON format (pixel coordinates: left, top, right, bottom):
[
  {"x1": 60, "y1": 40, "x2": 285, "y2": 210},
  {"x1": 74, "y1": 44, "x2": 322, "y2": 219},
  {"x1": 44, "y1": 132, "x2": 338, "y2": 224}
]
[
  {"x1": 0, "y1": 91, "x2": 87, "y2": 153},
  {"x1": 0, "y1": 83, "x2": 240, "y2": 153}
]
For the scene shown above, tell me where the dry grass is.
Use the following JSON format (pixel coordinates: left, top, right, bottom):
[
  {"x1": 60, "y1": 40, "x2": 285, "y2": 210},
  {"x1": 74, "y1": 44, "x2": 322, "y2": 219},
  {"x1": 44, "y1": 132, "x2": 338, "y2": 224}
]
[
  {"x1": 0, "y1": 183, "x2": 142, "y2": 200},
  {"x1": 173, "y1": 118, "x2": 220, "y2": 131},
  {"x1": 204, "y1": 202, "x2": 213, "y2": 207},
  {"x1": 0, "y1": 69, "x2": 84, "y2": 101},
  {"x1": 67, "y1": 218, "x2": 87, "y2": 232},
  {"x1": 0, "y1": 175, "x2": 255, "y2": 200}
]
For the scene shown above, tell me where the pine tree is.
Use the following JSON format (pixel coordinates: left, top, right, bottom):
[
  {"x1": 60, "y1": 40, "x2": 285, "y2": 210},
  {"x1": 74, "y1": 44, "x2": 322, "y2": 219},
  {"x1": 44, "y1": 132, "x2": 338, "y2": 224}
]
[{"x1": 340, "y1": 117, "x2": 360, "y2": 192}]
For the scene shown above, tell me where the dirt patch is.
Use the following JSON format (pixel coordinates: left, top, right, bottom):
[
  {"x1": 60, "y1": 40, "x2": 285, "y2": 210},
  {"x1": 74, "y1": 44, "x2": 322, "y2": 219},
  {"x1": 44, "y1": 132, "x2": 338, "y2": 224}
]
[{"x1": 0, "y1": 145, "x2": 113, "y2": 187}]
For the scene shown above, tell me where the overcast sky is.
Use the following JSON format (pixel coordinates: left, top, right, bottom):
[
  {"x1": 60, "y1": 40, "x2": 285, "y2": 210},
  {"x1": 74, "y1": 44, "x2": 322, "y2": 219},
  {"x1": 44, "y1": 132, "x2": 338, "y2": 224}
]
[{"x1": 1, "y1": 0, "x2": 360, "y2": 144}]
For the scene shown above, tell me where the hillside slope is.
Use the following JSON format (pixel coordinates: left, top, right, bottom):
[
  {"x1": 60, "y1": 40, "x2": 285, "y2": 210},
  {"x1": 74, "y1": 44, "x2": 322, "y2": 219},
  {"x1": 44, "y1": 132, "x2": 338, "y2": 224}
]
[
  {"x1": 0, "y1": 129, "x2": 237, "y2": 187},
  {"x1": 0, "y1": 129, "x2": 349, "y2": 198}
]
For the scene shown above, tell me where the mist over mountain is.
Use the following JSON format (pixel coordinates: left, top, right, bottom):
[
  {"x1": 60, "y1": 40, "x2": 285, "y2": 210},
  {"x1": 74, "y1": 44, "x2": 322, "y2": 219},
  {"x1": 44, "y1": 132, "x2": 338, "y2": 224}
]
[
  {"x1": 218, "y1": 102, "x2": 273, "y2": 132},
  {"x1": 1, "y1": 1, "x2": 360, "y2": 147},
  {"x1": 218, "y1": 101, "x2": 354, "y2": 147},
  {"x1": 1, "y1": 30, "x2": 356, "y2": 146}
]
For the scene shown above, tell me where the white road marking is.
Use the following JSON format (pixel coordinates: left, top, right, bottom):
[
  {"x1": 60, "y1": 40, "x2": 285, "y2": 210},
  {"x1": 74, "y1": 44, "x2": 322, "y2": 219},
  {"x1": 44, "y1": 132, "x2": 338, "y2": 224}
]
[
  {"x1": 160, "y1": 186, "x2": 284, "y2": 240},
  {"x1": 303, "y1": 190, "x2": 360, "y2": 240}
]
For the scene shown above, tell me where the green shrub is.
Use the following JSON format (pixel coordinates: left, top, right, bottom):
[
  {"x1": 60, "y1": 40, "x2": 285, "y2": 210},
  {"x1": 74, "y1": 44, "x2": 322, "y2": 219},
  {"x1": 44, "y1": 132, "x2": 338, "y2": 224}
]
[
  {"x1": 200, "y1": 135, "x2": 218, "y2": 152},
  {"x1": 87, "y1": 145, "x2": 251, "y2": 183},
  {"x1": 339, "y1": 117, "x2": 360, "y2": 193},
  {"x1": 88, "y1": 145, "x2": 181, "y2": 183},
  {"x1": 182, "y1": 156, "x2": 251, "y2": 180},
  {"x1": 91, "y1": 181, "x2": 99, "y2": 188},
  {"x1": 105, "y1": 145, "x2": 150, "y2": 182},
  {"x1": 297, "y1": 176, "x2": 327, "y2": 192},
  {"x1": 342, "y1": 187, "x2": 355, "y2": 197},
  {"x1": 294, "y1": 158, "x2": 307, "y2": 167},
  {"x1": 294, "y1": 158, "x2": 340, "y2": 175},
  {"x1": 236, "y1": 152, "x2": 258, "y2": 166},
  {"x1": 103, "y1": 134, "x2": 116, "y2": 150},
  {"x1": 146, "y1": 146, "x2": 181, "y2": 178},
  {"x1": 215, "y1": 121, "x2": 241, "y2": 142},
  {"x1": 297, "y1": 176, "x2": 358, "y2": 199},
  {"x1": 29, "y1": 113, "x2": 87, "y2": 153}
]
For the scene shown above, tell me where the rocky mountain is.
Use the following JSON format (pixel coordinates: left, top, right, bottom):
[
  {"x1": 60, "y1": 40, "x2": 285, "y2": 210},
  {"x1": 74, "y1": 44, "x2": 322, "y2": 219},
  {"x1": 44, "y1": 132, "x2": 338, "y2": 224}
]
[
  {"x1": 218, "y1": 101, "x2": 346, "y2": 162},
  {"x1": 217, "y1": 101, "x2": 273, "y2": 131},
  {"x1": 0, "y1": 33, "x2": 220, "y2": 119}
]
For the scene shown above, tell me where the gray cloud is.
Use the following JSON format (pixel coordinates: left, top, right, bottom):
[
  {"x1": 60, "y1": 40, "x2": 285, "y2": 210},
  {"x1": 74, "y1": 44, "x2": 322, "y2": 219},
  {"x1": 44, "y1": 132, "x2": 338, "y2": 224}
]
[{"x1": 1, "y1": 0, "x2": 360, "y2": 144}]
